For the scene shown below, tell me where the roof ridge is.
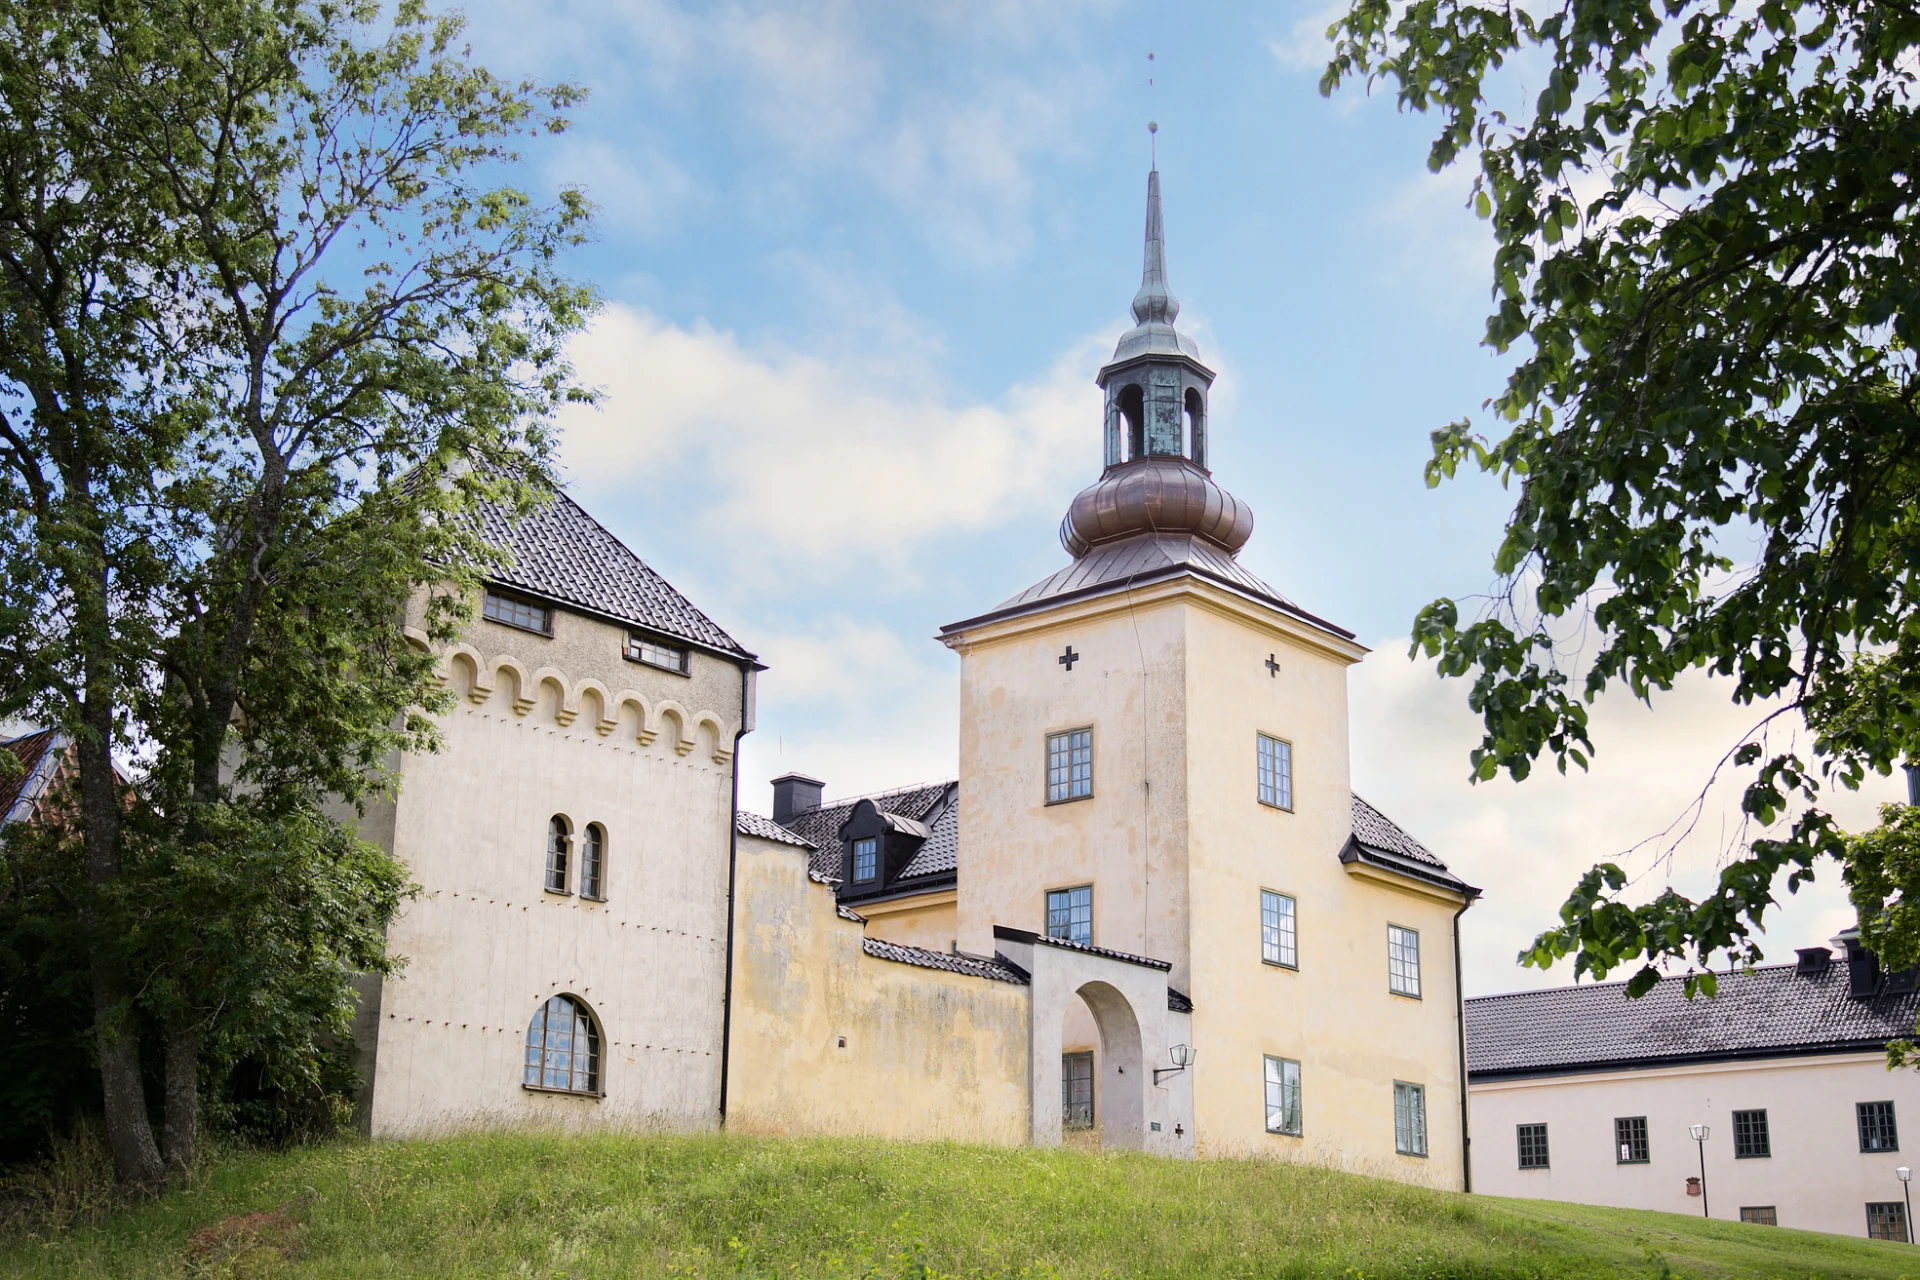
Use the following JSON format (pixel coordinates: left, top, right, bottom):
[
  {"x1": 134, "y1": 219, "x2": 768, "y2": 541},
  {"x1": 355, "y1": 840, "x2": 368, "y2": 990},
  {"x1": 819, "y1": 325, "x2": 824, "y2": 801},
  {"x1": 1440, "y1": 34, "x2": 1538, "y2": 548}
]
[
  {"x1": 1466, "y1": 960, "x2": 1812, "y2": 1003},
  {"x1": 819, "y1": 778, "x2": 956, "y2": 809}
]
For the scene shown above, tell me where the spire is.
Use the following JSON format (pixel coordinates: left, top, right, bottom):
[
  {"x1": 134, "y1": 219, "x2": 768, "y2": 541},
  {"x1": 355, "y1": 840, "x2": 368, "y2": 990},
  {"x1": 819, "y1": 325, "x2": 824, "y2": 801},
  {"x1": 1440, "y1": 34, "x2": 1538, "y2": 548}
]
[{"x1": 1130, "y1": 168, "x2": 1180, "y2": 327}]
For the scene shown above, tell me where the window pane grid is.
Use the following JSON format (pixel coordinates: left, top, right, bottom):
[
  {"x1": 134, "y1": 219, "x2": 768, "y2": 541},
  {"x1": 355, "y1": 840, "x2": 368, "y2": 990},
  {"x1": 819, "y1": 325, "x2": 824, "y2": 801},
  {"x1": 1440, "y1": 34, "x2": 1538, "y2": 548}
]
[
  {"x1": 1261, "y1": 891, "x2": 1297, "y2": 968},
  {"x1": 852, "y1": 837, "x2": 878, "y2": 883},
  {"x1": 523, "y1": 995, "x2": 599, "y2": 1095},
  {"x1": 1739, "y1": 1207, "x2": 1778, "y2": 1226},
  {"x1": 1264, "y1": 1056, "x2": 1302, "y2": 1136},
  {"x1": 1257, "y1": 734, "x2": 1293, "y2": 810},
  {"x1": 1062, "y1": 1053, "x2": 1094, "y2": 1130},
  {"x1": 484, "y1": 591, "x2": 549, "y2": 634},
  {"x1": 1868, "y1": 1202, "x2": 1909, "y2": 1242},
  {"x1": 1615, "y1": 1115, "x2": 1649, "y2": 1163},
  {"x1": 1394, "y1": 1082, "x2": 1428, "y2": 1156},
  {"x1": 1388, "y1": 925, "x2": 1421, "y2": 997},
  {"x1": 546, "y1": 817, "x2": 570, "y2": 893},
  {"x1": 625, "y1": 635, "x2": 688, "y2": 673},
  {"x1": 580, "y1": 825, "x2": 604, "y2": 899},
  {"x1": 1047, "y1": 730, "x2": 1093, "y2": 803},
  {"x1": 1859, "y1": 1101, "x2": 1899, "y2": 1153},
  {"x1": 1047, "y1": 886, "x2": 1093, "y2": 946},
  {"x1": 1733, "y1": 1108, "x2": 1771, "y2": 1159},
  {"x1": 1517, "y1": 1123, "x2": 1550, "y2": 1169}
]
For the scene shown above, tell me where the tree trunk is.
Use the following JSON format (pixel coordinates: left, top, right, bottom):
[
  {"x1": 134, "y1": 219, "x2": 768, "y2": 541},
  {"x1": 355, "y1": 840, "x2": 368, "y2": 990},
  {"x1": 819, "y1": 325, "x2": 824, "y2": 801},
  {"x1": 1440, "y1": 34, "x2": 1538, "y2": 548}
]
[{"x1": 163, "y1": 1020, "x2": 199, "y2": 1174}]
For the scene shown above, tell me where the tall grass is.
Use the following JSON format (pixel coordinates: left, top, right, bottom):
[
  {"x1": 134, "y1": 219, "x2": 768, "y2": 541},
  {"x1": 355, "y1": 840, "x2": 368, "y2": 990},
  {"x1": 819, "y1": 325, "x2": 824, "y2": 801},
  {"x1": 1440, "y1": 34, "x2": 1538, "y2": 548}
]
[{"x1": 2, "y1": 1130, "x2": 1913, "y2": 1279}]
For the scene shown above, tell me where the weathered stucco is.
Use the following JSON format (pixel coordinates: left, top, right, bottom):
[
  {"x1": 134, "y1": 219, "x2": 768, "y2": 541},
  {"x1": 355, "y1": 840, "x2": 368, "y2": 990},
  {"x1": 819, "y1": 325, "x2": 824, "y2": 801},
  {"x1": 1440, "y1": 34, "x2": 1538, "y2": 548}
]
[
  {"x1": 362, "y1": 594, "x2": 745, "y2": 1135},
  {"x1": 1470, "y1": 1054, "x2": 1920, "y2": 1236},
  {"x1": 852, "y1": 890, "x2": 958, "y2": 953},
  {"x1": 726, "y1": 833, "x2": 1031, "y2": 1144}
]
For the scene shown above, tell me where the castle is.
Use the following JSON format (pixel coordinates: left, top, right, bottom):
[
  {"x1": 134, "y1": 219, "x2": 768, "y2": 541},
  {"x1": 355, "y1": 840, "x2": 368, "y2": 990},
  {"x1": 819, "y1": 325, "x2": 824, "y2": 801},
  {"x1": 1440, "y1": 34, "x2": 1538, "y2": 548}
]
[{"x1": 347, "y1": 166, "x2": 1479, "y2": 1186}]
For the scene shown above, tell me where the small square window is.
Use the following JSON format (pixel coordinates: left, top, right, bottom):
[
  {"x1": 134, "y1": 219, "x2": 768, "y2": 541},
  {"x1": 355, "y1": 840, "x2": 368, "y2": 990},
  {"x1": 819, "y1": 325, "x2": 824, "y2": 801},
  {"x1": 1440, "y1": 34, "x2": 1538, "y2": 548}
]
[
  {"x1": 1264, "y1": 1056, "x2": 1302, "y2": 1136},
  {"x1": 1257, "y1": 733, "x2": 1293, "y2": 810},
  {"x1": 1868, "y1": 1201, "x2": 1909, "y2": 1242},
  {"x1": 1739, "y1": 1206, "x2": 1778, "y2": 1227},
  {"x1": 1388, "y1": 924, "x2": 1421, "y2": 998},
  {"x1": 1046, "y1": 729, "x2": 1093, "y2": 803},
  {"x1": 852, "y1": 837, "x2": 878, "y2": 883},
  {"x1": 1615, "y1": 1115, "x2": 1649, "y2": 1163},
  {"x1": 484, "y1": 590, "x2": 550, "y2": 635},
  {"x1": 1394, "y1": 1081, "x2": 1427, "y2": 1157},
  {"x1": 1046, "y1": 886, "x2": 1092, "y2": 946},
  {"x1": 1261, "y1": 891, "x2": 1297, "y2": 968},
  {"x1": 1733, "y1": 1109, "x2": 1771, "y2": 1159},
  {"x1": 624, "y1": 634, "x2": 688, "y2": 674},
  {"x1": 1517, "y1": 1122, "x2": 1550, "y2": 1170},
  {"x1": 1859, "y1": 1101, "x2": 1899, "y2": 1153}
]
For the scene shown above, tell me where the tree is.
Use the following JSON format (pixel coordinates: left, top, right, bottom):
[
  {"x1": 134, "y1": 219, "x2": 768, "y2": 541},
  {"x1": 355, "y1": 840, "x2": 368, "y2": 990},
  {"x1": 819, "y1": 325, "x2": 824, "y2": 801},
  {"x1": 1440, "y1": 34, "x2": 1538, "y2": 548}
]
[
  {"x1": 0, "y1": 0, "x2": 593, "y2": 1184},
  {"x1": 1321, "y1": 0, "x2": 1920, "y2": 996}
]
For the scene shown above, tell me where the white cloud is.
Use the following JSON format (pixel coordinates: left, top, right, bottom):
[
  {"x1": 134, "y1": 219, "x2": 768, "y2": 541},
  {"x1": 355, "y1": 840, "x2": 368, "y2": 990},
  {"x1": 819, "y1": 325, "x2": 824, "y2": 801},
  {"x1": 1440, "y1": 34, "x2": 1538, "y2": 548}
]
[
  {"x1": 1350, "y1": 642, "x2": 1907, "y2": 996},
  {"x1": 555, "y1": 302, "x2": 1109, "y2": 584},
  {"x1": 1270, "y1": 0, "x2": 1352, "y2": 73}
]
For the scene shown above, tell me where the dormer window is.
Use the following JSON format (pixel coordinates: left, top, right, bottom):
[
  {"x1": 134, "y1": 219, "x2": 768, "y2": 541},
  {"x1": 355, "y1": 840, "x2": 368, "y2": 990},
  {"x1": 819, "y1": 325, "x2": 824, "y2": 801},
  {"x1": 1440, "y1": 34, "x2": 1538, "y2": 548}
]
[
  {"x1": 484, "y1": 589, "x2": 551, "y2": 636},
  {"x1": 851, "y1": 837, "x2": 878, "y2": 883},
  {"x1": 625, "y1": 634, "x2": 689, "y2": 674}
]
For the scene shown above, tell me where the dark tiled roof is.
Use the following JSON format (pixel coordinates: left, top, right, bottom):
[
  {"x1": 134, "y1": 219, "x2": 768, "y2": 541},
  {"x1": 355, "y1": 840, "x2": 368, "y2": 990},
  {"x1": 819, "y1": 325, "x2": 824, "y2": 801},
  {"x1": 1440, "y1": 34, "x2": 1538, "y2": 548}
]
[
  {"x1": 993, "y1": 926, "x2": 1174, "y2": 972},
  {"x1": 838, "y1": 904, "x2": 867, "y2": 924},
  {"x1": 1168, "y1": 987, "x2": 1193, "y2": 1014},
  {"x1": 1341, "y1": 794, "x2": 1477, "y2": 896},
  {"x1": 2, "y1": 730, "x2": 67, "y2": 828},
  {"x1": 1466, "y1": 962, "x2": 1920, "y2": 1079},
  {"x1": 469, "y1": 486, "x2": 752, "y2": 658},
  {"x1": 862, "y1": 937, "x2": 1028, "y2": 985},
  {"x1": 778, "y1": 781, "x2": 954, "y2": 880},
  {"x1": 736, "y1": 811, "x2": 815, "y2": 849},
  {"x1": 943, "y1": 532, "x2": 1352, "y2": 641},
  {"x1": 897, "y1": 797, "x2": 959, "y2": 880}
]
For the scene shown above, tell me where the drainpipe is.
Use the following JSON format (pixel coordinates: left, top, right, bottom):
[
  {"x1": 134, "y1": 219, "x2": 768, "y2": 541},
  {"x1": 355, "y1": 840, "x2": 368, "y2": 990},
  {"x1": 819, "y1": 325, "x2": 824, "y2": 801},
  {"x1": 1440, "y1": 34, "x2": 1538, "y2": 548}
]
[
  {"x1": 717, "y1": 661, "x2": 754, "y2": 1124},
  {"x1": 1453, "y1": 890, "x2": 1480, "y2": 1193}
]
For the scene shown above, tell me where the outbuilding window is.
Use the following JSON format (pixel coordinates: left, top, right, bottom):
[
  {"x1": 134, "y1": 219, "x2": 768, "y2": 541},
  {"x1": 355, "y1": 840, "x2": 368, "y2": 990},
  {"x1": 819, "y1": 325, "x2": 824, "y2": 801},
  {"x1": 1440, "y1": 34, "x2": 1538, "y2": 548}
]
[
  {"x1": 1868, "y1": 1202, "x2": 1909, "y2": 1242},
  {"x1": 1046, "y1": 729, "x2": 1093, "y2": 803},
  {"x1": 545, "y1": 816, "x2": 571, "y2": 894},
  {"x1": 1615, "y1": 1115, "x2": 1649, "y2": 1163},
  {"x1": 1733, "y1": 1108, "x2": 1771, "y2": 1159},
  {"x1": 523, "y1": 995, "x2": 600, "y2": 1095},
  {"x1": 1517, "y1": 1122, "x2": 1550, "y2": 1169},
  {"x1": 1859, "y1": 1101, "x2": 1899, "y2": 1153},
  {"x1": 1394, "y1": 1082, "x2": 1428, "y2": 1156},
  {"x1": 1264, "y1": 1056, "x2": 1302, "y2": 1136},
  {"x1": 1388, "y1": 924, "x2": 1421, "y2": 998},
  {"x1": 1740, "y1": 1207, "x2": 1778, "y2": 1226}
]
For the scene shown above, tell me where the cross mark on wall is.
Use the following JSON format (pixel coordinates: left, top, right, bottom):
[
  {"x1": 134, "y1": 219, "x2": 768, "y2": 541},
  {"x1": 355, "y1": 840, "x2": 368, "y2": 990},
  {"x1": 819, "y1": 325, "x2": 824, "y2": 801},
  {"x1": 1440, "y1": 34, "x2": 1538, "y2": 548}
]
[
  {"x1": 1265, "y1": 654, "x2": 1280, "y2": 677},
  {"x1": 1059, "y1": 646, "x2": 1079, "y2": 672}
]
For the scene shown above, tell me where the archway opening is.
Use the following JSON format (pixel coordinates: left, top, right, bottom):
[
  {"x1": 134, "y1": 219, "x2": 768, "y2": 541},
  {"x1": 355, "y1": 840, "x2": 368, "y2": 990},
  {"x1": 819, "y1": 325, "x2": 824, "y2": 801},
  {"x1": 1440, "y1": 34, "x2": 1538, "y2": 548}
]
[
  {"x1": 1184, "y1": 387, "x2": 1206, "y2": 468},
  {"x1": 1118, "y1": 384, "x2": 1146, "y2": 461},
  {"x1": 1061, "y1": 980, "x2": 1145, "y2": 1150}
]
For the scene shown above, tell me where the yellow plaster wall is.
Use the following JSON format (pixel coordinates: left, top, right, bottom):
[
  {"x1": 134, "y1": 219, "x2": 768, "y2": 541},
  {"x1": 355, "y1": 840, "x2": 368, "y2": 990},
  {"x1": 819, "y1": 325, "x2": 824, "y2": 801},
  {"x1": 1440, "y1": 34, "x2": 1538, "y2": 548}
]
[
  {"x1": 727, "y1": 834, "x2": 1030, "y2": 1144},
  {"x1": 849, "y1": 891, "x2": 958, "y2": 953}
]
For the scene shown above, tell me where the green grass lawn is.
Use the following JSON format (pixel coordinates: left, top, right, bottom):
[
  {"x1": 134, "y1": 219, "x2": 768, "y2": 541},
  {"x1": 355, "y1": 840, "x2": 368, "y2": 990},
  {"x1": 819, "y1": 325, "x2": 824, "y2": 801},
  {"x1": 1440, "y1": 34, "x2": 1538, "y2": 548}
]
[{"x1": 2, "y1": 1131, "x2": 1914, "y2": 1279}]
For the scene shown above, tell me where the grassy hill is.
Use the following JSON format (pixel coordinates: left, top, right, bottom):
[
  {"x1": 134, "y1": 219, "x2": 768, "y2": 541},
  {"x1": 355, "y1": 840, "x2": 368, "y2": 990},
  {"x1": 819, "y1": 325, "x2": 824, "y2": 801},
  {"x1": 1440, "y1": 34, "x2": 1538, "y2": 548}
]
[{"x1": 2, "y1": 1131, "x2": 1914, "y2": 1279}]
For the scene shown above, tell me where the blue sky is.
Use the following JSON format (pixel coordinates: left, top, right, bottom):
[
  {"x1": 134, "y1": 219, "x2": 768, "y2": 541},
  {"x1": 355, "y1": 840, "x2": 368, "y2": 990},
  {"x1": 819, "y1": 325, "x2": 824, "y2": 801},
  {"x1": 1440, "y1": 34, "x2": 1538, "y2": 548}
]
[{"x1": 453, "y1": 0, "x2": 1910, "y2": 994}]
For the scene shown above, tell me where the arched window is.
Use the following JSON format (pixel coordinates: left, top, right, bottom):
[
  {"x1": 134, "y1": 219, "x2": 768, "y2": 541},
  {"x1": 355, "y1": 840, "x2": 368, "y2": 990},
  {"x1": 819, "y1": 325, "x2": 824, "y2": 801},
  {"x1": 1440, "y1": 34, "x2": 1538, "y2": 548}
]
[
  {"x1": 545, "y1": 816, "x2": 571, "y2": 894},
  {"x1": 1118, "y1": 384, "x2": 1146, "y2": 461},
  {"x1": 581, "y1": 823, "x2": 606, "y2": 900},
  {"x1": 1184, "y1": 387, "x2": 1207, "y2": 468},
  {"x1": 523, "y1": 994, "x2": 600, "y2": 1095}
]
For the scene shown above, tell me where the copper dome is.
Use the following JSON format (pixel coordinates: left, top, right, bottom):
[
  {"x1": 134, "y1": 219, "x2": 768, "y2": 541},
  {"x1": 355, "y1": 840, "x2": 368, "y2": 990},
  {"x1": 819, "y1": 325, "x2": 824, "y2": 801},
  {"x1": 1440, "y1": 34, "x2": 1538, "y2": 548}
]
[{"x1": 1060, "y1": 456, "x2": 1254, "y2": 559}]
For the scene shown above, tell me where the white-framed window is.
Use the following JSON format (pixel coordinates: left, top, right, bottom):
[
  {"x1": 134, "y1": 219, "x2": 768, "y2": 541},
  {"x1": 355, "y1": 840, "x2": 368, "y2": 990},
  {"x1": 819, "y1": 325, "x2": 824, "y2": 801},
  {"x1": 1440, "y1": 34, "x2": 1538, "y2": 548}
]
[
  {"x1": 625, "y1": 633, "x2": 688, "y2": 674},
  {"x1": 1256, "y1": 733, "x2": 1292, "y2": 810},
  {"x1": 1047, "y1": 885, "x2": 1093, "y2": 946},
  {"x1": 1261, "y1": 890, "x2": 1297, "y2": 968},
  {"x1": 1388, "y1": 924, "x2": 1421, "y2": 997},
  {"x1": 1264, "y1": 1056, "x2": 1302, "y2": 1136},
  {"x1": 580, "y1": 823, "x2": 606, "y2": 900},
  {"x1": 852, "y1": 837, "x2": 879, "y2": 883},
  {"x1": 484, "y1": 589, "x2": 550, "y2": 635},
  {"x1": 1394, "y1": 1081, "x2": 1428, "y2": 1157},
  {"x1": 523, "y1": 994, "x2": 600, "y2": 1095},
  {"x1": 1046, "y1": 729, "x2": 1093, "y2": 803},
  {"x1": 545, "y1": 815, "x2": 571, "y2": 894}
]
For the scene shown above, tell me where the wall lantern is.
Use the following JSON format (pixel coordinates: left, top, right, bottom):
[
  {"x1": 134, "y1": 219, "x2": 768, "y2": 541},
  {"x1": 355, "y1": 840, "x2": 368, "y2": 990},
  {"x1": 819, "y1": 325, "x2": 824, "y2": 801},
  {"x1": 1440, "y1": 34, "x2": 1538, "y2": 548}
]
[
  {"x1": 1153, "y1": 1044, "x2": 1195, "y2": 1084},
  {"x1": 1688, "y1": 1123, "x2": 1711, "y2": 1218}
]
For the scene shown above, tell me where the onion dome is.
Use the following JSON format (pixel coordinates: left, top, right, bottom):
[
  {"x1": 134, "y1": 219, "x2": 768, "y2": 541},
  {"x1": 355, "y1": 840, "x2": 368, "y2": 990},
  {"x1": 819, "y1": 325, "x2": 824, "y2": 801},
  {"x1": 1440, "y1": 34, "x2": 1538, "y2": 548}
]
[{"x1": 1060, "y1": 456, "x2": 1253, "y2": 558}]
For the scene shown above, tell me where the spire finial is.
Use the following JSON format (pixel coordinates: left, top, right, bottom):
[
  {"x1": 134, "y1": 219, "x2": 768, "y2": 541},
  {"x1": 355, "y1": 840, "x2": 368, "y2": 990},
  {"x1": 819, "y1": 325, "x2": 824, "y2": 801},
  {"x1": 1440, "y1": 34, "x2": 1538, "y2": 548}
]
[{"x1": 1131, "y1": 162, "x2": 1179, "y2": 327}]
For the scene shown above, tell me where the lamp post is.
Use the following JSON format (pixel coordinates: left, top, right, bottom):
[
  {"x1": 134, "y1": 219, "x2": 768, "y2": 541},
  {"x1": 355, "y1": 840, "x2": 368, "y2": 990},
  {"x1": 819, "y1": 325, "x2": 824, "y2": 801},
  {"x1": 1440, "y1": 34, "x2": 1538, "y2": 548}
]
[
  {"x1": 1689, "y1": 1124, "x2": 1711, "y2": 1219},
  {"x1": 1900, "y1": 1167, "x2": 1913, "y2": 1242}
]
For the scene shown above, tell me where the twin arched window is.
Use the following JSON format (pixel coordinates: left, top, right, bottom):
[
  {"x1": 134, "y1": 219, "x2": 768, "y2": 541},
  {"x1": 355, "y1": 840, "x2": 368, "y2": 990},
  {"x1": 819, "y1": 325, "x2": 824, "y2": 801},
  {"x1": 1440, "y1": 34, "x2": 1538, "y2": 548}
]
[
  {"x1": 523, "y1": 994, "x2": 599, "y2": 1094},
  {"x1": 545, "y1": 816, "x2": 607, "y2": 899}
]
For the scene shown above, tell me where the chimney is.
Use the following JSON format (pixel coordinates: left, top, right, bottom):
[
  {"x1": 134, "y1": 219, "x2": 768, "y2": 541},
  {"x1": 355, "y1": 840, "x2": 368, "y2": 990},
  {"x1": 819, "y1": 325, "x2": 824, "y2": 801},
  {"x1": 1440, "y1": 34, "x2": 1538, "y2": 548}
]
[
  {"x1": 770, "y1": 773, "x2": 824, "y2": 825},
  {"x1": 1841, "y1": 929, "x2": 1883, "y2": 999},
  {"x1": 1906, "y1": 762, "x2": 1919, "y2": 807},
  {"x1": 1794, "y1": 947, "x2": 1833, "y2": 977}
]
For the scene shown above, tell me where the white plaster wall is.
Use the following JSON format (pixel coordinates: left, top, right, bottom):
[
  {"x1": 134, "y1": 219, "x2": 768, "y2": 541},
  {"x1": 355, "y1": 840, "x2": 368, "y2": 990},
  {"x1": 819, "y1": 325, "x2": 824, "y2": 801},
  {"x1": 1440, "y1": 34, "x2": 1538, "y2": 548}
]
[
  {"x1": 366, "y1": 600, "x2": 745, "y2": 1135},
  {"x1": 1470, "y1": 1054, "x2": 1920, "y2": 1237}
]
